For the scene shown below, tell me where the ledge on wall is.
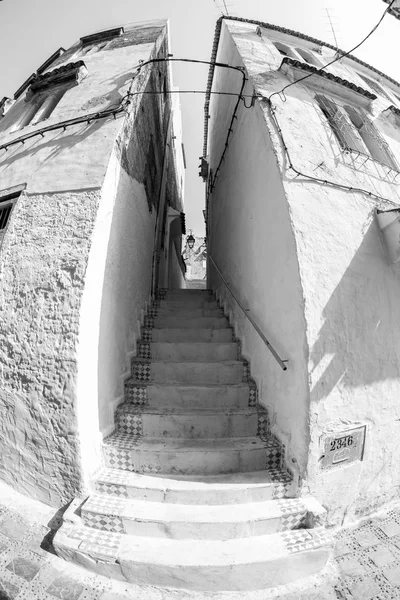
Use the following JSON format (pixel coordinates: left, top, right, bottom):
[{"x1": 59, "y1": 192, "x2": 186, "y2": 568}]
[{"x1": 279, "y1": 57, "x2": 377, "y2": 107}]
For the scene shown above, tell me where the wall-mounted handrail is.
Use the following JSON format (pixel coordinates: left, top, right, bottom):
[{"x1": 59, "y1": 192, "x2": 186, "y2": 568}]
[{"x1": 209, "y1": 254, "x2": 288, "y2": 371}]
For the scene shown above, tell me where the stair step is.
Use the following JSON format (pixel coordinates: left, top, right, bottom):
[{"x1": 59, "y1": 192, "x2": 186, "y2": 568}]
[
  {"x1": 158, "y1": 300, "x2": 219, "y2": 309},
  {"x1": 102, "y1": 433, "x2": 282, "y2": 475},
  {"x1": 115, "y1": 405, "x2": 259, "y2": 438},
  {"x1": 124, "y1": 382, "x2": 256, "y2": 410},
  {"x1": 54, "y1": 524, "x2": 332, "y2": 591},
  {"x1": 131, "y1": 360, "x2": 246, "y2": 384},
  {"x1": 94, "y1": 467, "x2": 295, "y2": 503},
  {"x1": 145, "y1": 342, "x2": 238, "y2": 361},
  {"x1": 150, "y1": 328, "x2": 233, "y2": 342},
  {"x1": 82, "y1": 494, "x2": 312, "y2": 539},
  {"x1": 154, "y1": 308, "x2": 223, "y2": 319},
  {"x1": 153, "y1": 316, "x2": 229, "y2": 329}
]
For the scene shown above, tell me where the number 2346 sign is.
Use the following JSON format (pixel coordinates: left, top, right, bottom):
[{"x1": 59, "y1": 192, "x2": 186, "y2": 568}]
[{"x1": 321, "y1": 426, "x2": 366, "y2": 470}]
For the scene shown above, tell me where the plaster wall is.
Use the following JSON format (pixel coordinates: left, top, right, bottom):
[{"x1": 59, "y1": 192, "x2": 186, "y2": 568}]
[
  {"x1": 0, "y1": 23, "x2": 170, "y2": 506},
  {"x1": 208, "y1": 24, "x2": 310, "y2": 474},
  {"x1": 213, "y1": 20, "x2": 400, "y2": 523}
]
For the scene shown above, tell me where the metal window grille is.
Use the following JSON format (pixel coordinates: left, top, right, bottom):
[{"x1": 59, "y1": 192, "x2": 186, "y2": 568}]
[
  {"x1": 356, "y1": 113, "x2": 399, "y2": 171},
  {"x1": 316, "y1": 94, "x2": 400, "y2": 173},
  {"x1": 315, "y1": 94, "x2": 365, "y2": 154},
  {"x1": 0, "y1": 192, "x2": 20, "y2": 245}
]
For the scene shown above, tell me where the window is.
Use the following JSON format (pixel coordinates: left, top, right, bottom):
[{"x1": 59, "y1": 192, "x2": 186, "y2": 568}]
[
  {"x1": 357, "y1": 73, "x2": 393, "y2": 103},
  {"x1": 0, "y1": 185, "x2": 25, "y2": 246},
  {"x1": 80, "y1": 27, "x2": 123, "y2": 56},
  {"x1": 273, "y1": 42, "x2": 294, "y2": 58},
  {"x1": 11, "y1": 86, "x2": 67, "y2": 132},
  {"x1": 316, "y1": 94, "x2": 398, "y2": 171},
  {"x1": 3, "y1": 61, "x2": 87, "y2": 134},
  {"x1": 295, "y1": 48, "x2": 321, "y2": 68}
]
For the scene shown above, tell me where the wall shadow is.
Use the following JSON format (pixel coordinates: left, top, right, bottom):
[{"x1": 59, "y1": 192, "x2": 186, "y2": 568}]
[{"x1": 310, "y1": 220, "x2": 400, "y2": 405}]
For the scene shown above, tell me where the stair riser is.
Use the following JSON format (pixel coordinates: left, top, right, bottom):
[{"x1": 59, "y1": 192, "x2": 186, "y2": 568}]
[
  {"x1": 153, "y1": 317, "x2": 229, "y2": 329},
  {"x1": 118, "y1": 549, "x2": 331, "y2": 591},
  {"x1": 128, "y1": 384, "x2": 252, "y2": 410},
  {"x1": 81, "y1": 510, "x2": 307, "y2": 540},
  {"x1": 94, "y1": 481, "x2": 292, "y2": 504},
  {"x1": 158, "y1": 300, "x2": 219, "y2": 309},
  {"x1": 150, "y1": 329, "x2": 233, "y2": 343},
  {"x1": 103, "y1": 447, "x2": 271, "y2": 475},
  {"x1": 116, "y1": 412, "x2": 258, "y2": 438},
  {"x1": 154, "y1": 309, "x2": 223, "y2": 319},
  {"x1": 131, "y1": 362, "x2": 245, "y2": 384},
  {"x1": 148, "y1": 342, "x2": 238, "y2": 362}
]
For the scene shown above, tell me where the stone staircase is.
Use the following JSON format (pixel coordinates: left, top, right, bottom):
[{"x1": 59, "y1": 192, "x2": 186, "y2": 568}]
[{"x1": 54, "y1": 289, "x2": 332, "y2": 592}]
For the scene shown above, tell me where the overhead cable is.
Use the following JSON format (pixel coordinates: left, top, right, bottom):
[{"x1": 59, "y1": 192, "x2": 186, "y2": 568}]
[{"x1": 269, "y1": 0, "x2": 397, "y2": 101}]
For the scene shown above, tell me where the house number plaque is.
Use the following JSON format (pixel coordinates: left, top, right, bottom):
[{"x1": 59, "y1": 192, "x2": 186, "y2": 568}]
[{"x1": 321, "y1": 426, "x2": 366, "y2": 470}]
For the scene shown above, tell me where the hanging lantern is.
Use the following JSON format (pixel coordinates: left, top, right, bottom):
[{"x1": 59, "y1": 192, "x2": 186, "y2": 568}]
[{"x1": 186, "y1": 234, "x2": 195, "y2": 249}]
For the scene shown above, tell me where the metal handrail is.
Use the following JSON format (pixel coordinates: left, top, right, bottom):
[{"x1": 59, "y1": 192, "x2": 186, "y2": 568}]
[{"x1": 209, "y1": 254, "x2": 288, "y2": 371}]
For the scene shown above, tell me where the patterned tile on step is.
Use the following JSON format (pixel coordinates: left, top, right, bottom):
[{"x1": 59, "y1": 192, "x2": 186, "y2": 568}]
[
  {"x1": 276, "y1": 499, "x2": 308, "y2": 531},
  {"x1": 131, "y1": 361, "x2": 151, "y2": 382},
  {"x1": 281, "y1": 528, "x2": 332, "y2": 554},
  {"x1": 265, "y1": 445, "x2": 282, "y2": 470},
  {"x1": 146, "y1": 307, "x2": 159, "y2": 318},
  {"x1": 84, "y1": 495, "x2": 127, "y2": 516},
  {"x1": 140, "y1": 328, "x2": 152, "y2": 343},
  {"x1": 257, "y1": 411, "x2": 270, "y2": 439},
  {"x1": 63, "y1": 527, "x2": 121, "y2": 550},
  {"x1": 156, "y1": 288, "x2": 168, "y2": 300},
  {"x1": 95, "y1": 482, "x2": 129, "y2": 498},
  {"x1": 144, "y1": 316, "x2": 155, "y2": 328},
  {"x1": 124, "y1": 383, "x2": 148, "y2": 406},
  {"x1": 137, "y1": 342, "x2": 151, "y2": 359},
  {"x1": 242, "y1": 360, "x2": 250, "y2": 383},
  {"x1": 117, "y1": 413, "x2": 143, "y2": 436},
  {"x1": 248, "y1": 381, "x2": 257, "y2": 407},
  {"x1": 83, "y1": 513, "x2": 125, "y2": 534}
]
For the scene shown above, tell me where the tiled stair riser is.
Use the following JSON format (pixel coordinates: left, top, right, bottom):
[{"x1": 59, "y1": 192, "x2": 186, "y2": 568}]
[
  {"x1": 115, "y1": 409, "x2": 259, "y2": 439},
  {"x1": 101, "y1": 435, "x2": 283, "y2": 476},
  {"x1": 137, "y1": 341, "x2": 239, "y2": 362},
  {"x1": 81, "y1": 496, "x2": 309, "y2": 539},
  {"x1": 131, "y1": 360, "x2": 246, "y2": 385},
  {"x1": 94, "y1": 471, "x2": 295, "y2": 503}
]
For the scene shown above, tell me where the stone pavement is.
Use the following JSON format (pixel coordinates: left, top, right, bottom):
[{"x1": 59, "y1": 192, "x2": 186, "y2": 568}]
[
  {"x1": 334, "y1": 503, "x2": 400, "y2": 600},
  {"x1": 0, "y1": 478, "x2": 399, "y2": 600}
]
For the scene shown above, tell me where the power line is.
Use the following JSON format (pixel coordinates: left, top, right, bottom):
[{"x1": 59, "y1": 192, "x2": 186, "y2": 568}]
[{"x1": 269, "y1": 0, "x2": 396, "y2": 102}]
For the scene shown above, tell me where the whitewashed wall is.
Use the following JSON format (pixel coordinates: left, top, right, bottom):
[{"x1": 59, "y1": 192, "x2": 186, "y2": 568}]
[
  {"x1": 208, "y1": 19, "x2": 400, "y2": 524},
  {"x1": 0, "y1": 22, "x2": 172, "y2": 506}
]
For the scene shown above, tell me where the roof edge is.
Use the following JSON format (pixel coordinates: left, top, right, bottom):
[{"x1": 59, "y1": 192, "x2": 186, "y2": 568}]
[{"x1": 203, "y1": 15, "x2": 400, "y2": 158}]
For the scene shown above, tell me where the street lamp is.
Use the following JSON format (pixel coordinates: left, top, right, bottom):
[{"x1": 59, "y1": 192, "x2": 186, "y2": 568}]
[{"x1": 186, "y1": 234, "x2": 195, "y2": 250}]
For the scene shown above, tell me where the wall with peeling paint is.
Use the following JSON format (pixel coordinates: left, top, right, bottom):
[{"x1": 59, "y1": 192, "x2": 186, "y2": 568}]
[{"x1": 208, "y1": 19, "x2": 400, "y2": 525}]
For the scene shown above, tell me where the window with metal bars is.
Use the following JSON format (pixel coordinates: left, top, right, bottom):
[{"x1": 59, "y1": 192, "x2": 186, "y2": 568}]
[
  {"x1": 0, "y1": 187, "x2": 23, "y2": 246},
  {"x1": 315, "y1": 94, "x2": 399, "y2": 171}
]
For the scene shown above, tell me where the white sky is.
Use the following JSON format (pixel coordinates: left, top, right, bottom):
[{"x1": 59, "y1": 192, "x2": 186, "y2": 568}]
[{"x1": 0, "y1": 0, "x2": 399, "y2": 235}]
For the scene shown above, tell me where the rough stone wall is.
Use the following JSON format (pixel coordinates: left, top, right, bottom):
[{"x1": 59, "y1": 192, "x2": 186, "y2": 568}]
[
  {"x1": 0, "y1": 22, "x2": 172, "y2": 506},
  {"x1": 0, "y1": 189, "x2": 100, "y2": 506}
]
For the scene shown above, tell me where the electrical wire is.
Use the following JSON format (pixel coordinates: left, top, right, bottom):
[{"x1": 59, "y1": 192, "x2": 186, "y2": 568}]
[
  {"x1": 269, "y1": 0, "x2": 396, "y2": 101},
  {"x1": 0, "y1": 56, "x2": 247, "y2": 155}
]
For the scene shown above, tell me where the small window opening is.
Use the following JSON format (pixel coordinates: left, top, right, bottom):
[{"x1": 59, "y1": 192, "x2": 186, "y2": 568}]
[
  {"x1": 295, "y1": 48, "x2": 321, "y2": 67},
  {"x1": 273, "y1": 42, "x2": 294, "y2": 58},
  {"x1": 343, "y1": 105, "x2": 398, "y2": 169},
  {"x1": 11, "y1": 86, "x2": 67, "y2": 132},
  {"x1": 0, "y1": 187, "x2": 23, "y2": 246},
  {"x1": 357, "y1": 74, "x2": 393, "y2": 102}
]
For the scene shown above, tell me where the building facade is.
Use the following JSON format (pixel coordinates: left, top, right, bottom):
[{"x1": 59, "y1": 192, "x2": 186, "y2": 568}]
[
  {"x1": 0, "y1": 21, "x2": 185, "y2": 507},
  {"x1": 205, "y1": 16, "x2": 400, "y2": 525}
]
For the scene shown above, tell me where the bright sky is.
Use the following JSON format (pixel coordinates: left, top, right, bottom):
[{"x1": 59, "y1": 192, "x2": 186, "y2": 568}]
[{"x1": 0, "y1": 0, "x2": 399, "y2": 235}]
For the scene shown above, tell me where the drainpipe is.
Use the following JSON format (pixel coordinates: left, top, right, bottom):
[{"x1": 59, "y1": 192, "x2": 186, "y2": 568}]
[{"x1": 151, "y1": 108, "x2": 173, "y2": 296}]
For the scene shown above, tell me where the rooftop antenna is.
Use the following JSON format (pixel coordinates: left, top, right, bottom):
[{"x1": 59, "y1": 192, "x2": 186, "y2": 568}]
[
  {"x1": 213, "y1": 0, "x2": 229, "y2": 16},
  {"x1": 325, "y1": 8, "x2": 339, "y2": 47},
  {"x1": 222, "y1": 0, "x2": 230, "y2": 15}
]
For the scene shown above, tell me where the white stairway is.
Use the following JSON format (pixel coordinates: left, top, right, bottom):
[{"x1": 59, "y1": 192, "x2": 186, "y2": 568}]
[{"x1": 54, "y1": 289, "x2": 332, "y2": 592}]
